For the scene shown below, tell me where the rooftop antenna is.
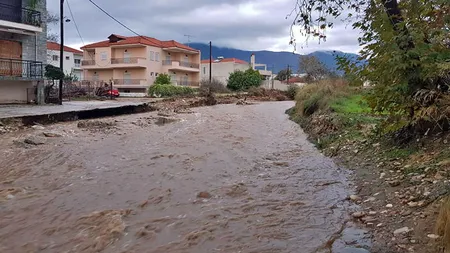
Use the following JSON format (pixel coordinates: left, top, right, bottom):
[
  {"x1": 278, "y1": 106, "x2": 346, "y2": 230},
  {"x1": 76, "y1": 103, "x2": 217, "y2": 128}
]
[{"x1": 184, "y1": 34, "x2": 194, "y2": 46}]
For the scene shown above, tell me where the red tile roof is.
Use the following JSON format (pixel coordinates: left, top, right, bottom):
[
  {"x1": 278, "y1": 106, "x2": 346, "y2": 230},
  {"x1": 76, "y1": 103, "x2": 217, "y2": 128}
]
[
  {"x1": 201, "y1": 58, "x2": 248, "y2": 64},
  {"x1": 80, "y1": 34, "x2": 199, "y2": 53},
  {"x1": 47, "y1": 42, "x2": 83, "y2": 55}
]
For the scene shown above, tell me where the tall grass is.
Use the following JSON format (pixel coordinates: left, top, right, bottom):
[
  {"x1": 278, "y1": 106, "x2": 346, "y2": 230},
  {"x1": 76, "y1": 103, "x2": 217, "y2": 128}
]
[{"x1": 294, "y1": 78, "x2": 351, "y2": 117}]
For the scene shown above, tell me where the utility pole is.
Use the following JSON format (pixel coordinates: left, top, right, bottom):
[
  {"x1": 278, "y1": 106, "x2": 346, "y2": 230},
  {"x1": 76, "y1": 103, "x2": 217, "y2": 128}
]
[
  {"x1": 271, "y1": 64, "x2": 275, "y2": 89},
  {"x1": 58, "y1": 0, "x2": 64, "y2": 105},
  {"x1": 184, "y1": 34, "x2": 194, "y2": 47},
  {"x1": 287, "y1": 64, "x2": 290, "y2": 85},
  {"x1": 209, "y1": 41, "x2": 212, "y2": 84}
]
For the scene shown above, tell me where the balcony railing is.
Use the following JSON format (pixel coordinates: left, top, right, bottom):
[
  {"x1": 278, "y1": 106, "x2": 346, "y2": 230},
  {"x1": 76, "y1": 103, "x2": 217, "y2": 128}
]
[
  {"x1": 163, "y1": 60, "x2": 199, "y2": 69},
  {"x1": 111, "y1": 57, "x2": 146, "y2": 64},
  {"x1": 81, "y1": 60, "x2": 95, "y2": 66},
  {"x1": 0, "y1": 3, "x2": 42, "y2": 27},
  {"x1": 176, "y1": 80, "x2": 199, "y2": 86},
  {"x1": 113, "y1": 79, "x2": 146, "y2": 85},
  {"x1": 180, "y1": 61, "x2": 199, "y2": 69},
  {"x1": 0, "y1": 58, "x2": 43, "y2": 79}
]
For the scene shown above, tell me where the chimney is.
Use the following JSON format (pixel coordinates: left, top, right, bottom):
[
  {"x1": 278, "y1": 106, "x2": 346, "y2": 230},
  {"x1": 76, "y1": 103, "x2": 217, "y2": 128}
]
[{"x1": 250, "y1": 53, "x2": 255, "y2": 69}]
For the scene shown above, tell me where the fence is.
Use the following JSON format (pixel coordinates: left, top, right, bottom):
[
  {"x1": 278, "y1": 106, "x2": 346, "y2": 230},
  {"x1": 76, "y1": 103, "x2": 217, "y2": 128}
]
[
  {"x1": 43, "y1": 80, "x2": 113, "y2": 101},
  {"x1": 0, "y1": 3, "x2": 42, "y2": 27}
]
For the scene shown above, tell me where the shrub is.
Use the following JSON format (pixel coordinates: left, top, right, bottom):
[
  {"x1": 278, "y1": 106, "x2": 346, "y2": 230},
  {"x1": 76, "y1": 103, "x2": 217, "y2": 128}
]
[
  {"x1": 286, "y1": 84, "x2": 298, "y2": 100},
  {"x1": 154, "y1": 73, "x2": 171, "y2": 85},
  {"x1": 148, "y1": 84, "x2": 195, "y2": 97},
  {"x1": 294, "y1": 78, "x2": 350, "y2": 117},
  {"x1": 199, "y1": 78, "x2": 229, "y2": 96},
  {"x1": 247, "y1": 87, "x2": 267, "y2": 97},
  {"x1": 227, "y1": 68, "x2": 262, "y2": 91}
]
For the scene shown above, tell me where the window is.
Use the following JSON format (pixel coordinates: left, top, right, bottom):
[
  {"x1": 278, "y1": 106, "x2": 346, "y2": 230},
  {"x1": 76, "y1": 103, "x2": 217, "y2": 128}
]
[
  {"x1": 150, "y1": 72, "x2": 154, "y2": 76},
  {"x1": 100, "y1": 52, "x2": 107, "y2": 61},
  {"x1": 52, "y1": 55, "x2": 58, "y2": 61},
  {"x1": 155, "y1": 52, "x2": 160, "y2": 62},
  {"x1": 150, "y1": 51, "x2": 154, "y2": 61},
  {"x1": 65, "y1": 56, "x2": 70, "y2": 60},
  {"x1": 74, "y1": 59, "x2": 81, "y2": 67},
  {"x1": 155, "y1": 72, "x2": 158, "y2": 76},
  {"x1": 203, "y1": 67, "x2": 206, "y2": 74}
]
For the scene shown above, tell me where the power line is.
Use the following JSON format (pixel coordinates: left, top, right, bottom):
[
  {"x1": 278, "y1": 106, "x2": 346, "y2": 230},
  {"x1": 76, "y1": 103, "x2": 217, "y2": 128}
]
[
  {"x1": 66, "y1": 0, "x2": 84, "y2": 46},
  {"x1": 87, "y1": 0, "x2": 143, "y2": 38}
]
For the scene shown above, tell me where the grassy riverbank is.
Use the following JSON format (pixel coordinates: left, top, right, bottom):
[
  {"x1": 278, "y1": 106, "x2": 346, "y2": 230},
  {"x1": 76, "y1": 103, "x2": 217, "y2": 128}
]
[{"x1": 287, "y1": 80, "x2": 450, "y2": 253}]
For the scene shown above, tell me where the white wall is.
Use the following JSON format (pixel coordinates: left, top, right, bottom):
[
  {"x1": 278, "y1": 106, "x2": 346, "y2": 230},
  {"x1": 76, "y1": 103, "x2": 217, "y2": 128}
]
[
  {"x1": 47, "y1": 49, "x2": 81, "y2": 76},
  {"x1": 200, "y1": 62, "x2": 249, "y2": 85}
]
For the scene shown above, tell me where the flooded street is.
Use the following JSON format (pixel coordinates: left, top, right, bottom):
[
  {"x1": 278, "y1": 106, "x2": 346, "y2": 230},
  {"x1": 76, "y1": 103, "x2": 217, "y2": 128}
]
[{"x1": 0, "y1": 102, "x2": 367, "y2": 253}]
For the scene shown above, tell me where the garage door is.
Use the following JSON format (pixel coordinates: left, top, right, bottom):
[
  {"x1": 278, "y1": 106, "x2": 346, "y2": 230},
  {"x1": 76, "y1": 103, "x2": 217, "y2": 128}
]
[{"x1": 0, "y1": 40, "x2": 23, "y2": 76}]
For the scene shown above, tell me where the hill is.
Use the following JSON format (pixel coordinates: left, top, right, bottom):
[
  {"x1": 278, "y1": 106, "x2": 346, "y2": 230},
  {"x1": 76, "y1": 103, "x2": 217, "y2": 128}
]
[{"x1": 188, "y1": 43, "x2": 360, "y2": 74}]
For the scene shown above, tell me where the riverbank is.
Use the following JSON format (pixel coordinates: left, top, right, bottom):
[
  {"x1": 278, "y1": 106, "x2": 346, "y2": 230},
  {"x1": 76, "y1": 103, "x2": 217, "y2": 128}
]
[{"x1": 287, "y1": 81, "x2": 450, "y2": 253}]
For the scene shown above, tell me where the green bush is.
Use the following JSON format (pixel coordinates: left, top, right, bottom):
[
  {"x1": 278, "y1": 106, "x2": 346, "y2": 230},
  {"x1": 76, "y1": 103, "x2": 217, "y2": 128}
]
[
  {"x1": 148, "y1": 84, "x2": 195, "y2": 97},
  {"x1": 227, "y1": 68, "x2": 262, "y2": 91},
  {"x1": 154, "y1": 73, "x2": 171, "y2": 85},
  {"x1": 286, "y1": 84, "x2": 298, "y2": 100}
]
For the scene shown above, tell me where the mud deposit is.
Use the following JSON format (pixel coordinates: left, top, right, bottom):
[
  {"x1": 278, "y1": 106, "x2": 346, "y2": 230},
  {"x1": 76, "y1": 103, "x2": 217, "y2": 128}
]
[{"x1": 0, "y1": 102, "x2": 369, "y2": 253}]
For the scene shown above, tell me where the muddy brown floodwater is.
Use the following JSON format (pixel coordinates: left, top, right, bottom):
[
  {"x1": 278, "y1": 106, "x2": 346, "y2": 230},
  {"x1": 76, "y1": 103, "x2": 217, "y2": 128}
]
[{"x1": 0, "y1": 102, "x2": 371, "y2": 253}]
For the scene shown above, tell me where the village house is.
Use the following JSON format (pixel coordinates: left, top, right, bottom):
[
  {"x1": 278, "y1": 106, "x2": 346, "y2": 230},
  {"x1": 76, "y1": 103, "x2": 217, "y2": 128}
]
[
  {"x1": 200, "y1": 53, "x2": 272, "y2": 85},
  {"x1": 47, "y1": 41, "x2": 83, "y2": 81},
  {"x1": 80, "y1": 34, "x2": 201, "y2": 96},
  {"x1": 0, "y1": 0, "x2": 47, "y2": 104}
]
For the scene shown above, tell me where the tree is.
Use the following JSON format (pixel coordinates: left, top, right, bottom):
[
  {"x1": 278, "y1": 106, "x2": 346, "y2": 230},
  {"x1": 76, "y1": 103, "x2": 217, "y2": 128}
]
[
  {"x1": 154, "y1": 73, "x2": 171, "y2": 85},
  {"x1": 227, "y1": 68, "x2": 262, "y2": 91},
  {"x1": 290, "y1": 0, "x2": 450, "y2": 132},
  {"x1": 46, "y1": 12, "x2": 59, "y2": 42},
  {"x1": 275, "y1": 68, "x2": 292, "y2": 81},
  {"x1": 44, "y1": 64, "x2": 64, "y2": 80},
  {"x1": 298, "y1": 55, "x2": 330, "y2": 82}
]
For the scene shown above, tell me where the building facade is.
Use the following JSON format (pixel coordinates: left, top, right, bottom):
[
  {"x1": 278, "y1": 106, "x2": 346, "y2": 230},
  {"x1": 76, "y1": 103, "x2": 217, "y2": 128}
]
[
  {"x1": 0, "y1": 0, "x2": 46, "y2": 104},
  {"x1": 200, "y1": 57, "x2": 249, "y2": 84},
  {"x1": 81, "y1": 34, "x2": 201, "y2": 96},
  {"x1": 200, "y1": 54, "x2": 272, "y2": 85},
  {"x1": 47, "y1": 41, "x2": 83, "y2": 81}
]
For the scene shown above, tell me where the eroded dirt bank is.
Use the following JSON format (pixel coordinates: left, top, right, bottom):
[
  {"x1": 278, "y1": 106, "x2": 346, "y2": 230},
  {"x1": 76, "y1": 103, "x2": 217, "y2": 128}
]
[{"x1": 0, "y1": 102, "x2": 367, "y2": 253}]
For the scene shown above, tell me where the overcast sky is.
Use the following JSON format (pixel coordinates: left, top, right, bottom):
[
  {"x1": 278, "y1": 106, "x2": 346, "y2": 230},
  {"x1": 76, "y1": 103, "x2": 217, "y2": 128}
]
[{"x1": 46, "y1": 0, "x2": 361, "y2": 54}]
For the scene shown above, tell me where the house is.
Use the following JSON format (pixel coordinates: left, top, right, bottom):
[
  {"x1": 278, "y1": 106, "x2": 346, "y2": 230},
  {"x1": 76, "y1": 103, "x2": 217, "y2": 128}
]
[
  {"x1": 80, "y1": 34, "x2": 201, "y2": 96},
  {"x1": 200, "y1": 57, "x2": 249, "y2": 84},
  {"x1": 47, "y1": 41, "x2": 83, "y2": 80},
  {"x1": 250, "y1": 54, "x2": 272, "y2": 80},
  {"x1": 0, "y1": 0, "x2": 46, "y2": 104},
  {"x1": 200, "y1": 54, "x2": 272, "y2": 85}
]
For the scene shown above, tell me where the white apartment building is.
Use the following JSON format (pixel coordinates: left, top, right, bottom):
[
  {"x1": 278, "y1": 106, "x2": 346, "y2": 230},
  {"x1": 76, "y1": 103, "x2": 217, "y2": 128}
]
[
  {"x1": 47, "y1": 41, "x2": 83, "y2": 80},
  {"x1": 200, "y1": 54, "x2": 272, "y2": 85}
]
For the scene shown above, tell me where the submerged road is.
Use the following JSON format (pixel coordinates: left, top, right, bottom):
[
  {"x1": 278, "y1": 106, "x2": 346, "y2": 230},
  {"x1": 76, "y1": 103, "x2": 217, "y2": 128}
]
[{"x1": 0, "y1": 102, "x2": 369, "y2": 253}]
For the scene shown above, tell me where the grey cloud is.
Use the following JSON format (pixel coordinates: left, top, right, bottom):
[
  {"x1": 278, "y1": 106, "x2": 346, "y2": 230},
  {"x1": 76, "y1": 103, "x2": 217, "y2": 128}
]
[{"x1": 47, "y1": 0, "x2": 360, "y2": 53}]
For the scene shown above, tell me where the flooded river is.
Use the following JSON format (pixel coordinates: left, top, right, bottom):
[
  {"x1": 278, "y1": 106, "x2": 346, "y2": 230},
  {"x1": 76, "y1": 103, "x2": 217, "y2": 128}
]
[{"x1": 0, "y1": 102, "x2": 369, "y2": 253}]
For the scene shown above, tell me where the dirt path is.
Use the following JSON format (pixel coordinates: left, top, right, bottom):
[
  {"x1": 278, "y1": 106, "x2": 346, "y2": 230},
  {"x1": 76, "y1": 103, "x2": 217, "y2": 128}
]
[{"x1": 0, "y1": 102, "x2": 368, "y2": 253}]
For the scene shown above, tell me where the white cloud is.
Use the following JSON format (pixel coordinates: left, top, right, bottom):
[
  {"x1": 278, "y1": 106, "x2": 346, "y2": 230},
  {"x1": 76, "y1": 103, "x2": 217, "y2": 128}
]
[{"x1": 47, "y1": 0, "x2": 361, "y2": 53}]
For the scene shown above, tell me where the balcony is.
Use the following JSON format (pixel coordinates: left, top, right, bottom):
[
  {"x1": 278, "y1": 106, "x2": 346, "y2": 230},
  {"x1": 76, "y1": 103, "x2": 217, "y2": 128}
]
[
  {"x1": 0, "y1": 58, "x2": 43, "y2": 80},
  {"x1": 81, "y1": 60, "x2": 95, "y2": 66},
  {"x1": 172, "y1": 80, "x2": 200, "y2": 87},
  {"x1": 113, "y1": 79, "x2": 148, "y2": 88},
  {"x1": 162, "y1": 60, "x2": 200, "y2": 73},
  {"x1": 110, "y1": 57, "x2": 146, "y2": 68},
  {"x1": 0, "y1": 3, "x2": 42, "y2": 33}
]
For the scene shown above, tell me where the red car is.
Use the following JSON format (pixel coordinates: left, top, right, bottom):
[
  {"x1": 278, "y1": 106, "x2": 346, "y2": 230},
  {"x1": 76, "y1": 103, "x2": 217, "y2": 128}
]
[{"x1": 106, "y1": 89, "x2": 120, "y2": 97}]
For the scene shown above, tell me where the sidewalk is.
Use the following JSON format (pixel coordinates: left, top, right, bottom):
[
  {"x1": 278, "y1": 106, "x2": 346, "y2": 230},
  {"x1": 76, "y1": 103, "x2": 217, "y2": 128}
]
[{"x1": 0, "y1": 99, "x2": 159, "y2": 119}]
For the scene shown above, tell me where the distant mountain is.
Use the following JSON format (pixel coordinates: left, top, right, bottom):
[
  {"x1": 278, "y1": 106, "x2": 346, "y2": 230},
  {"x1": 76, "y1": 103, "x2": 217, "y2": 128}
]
[{"x1": 188, "y1": 43, "x2": 360, "y2": 74}]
